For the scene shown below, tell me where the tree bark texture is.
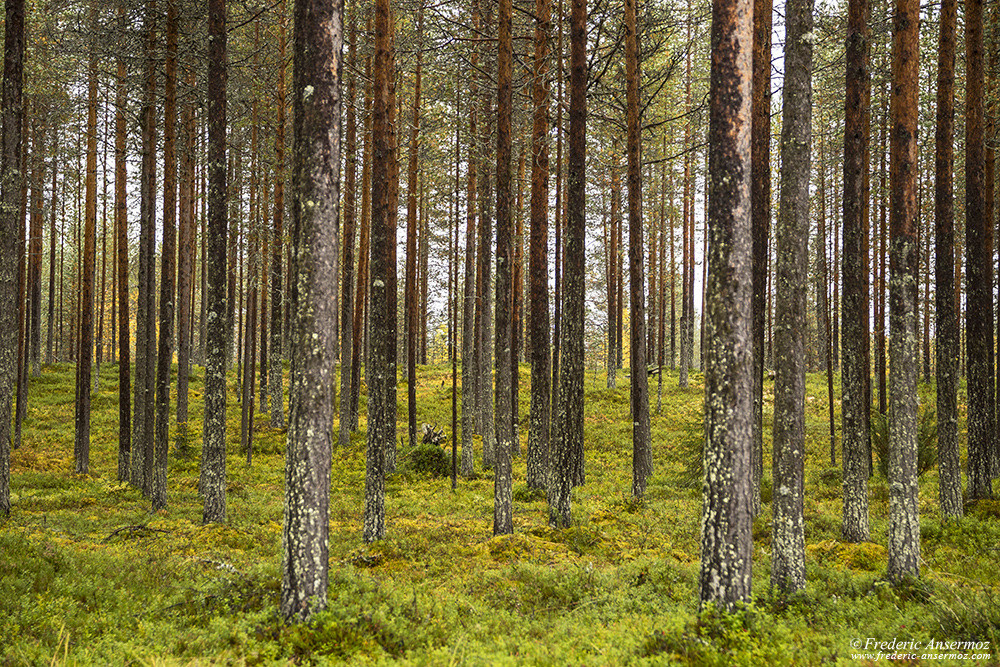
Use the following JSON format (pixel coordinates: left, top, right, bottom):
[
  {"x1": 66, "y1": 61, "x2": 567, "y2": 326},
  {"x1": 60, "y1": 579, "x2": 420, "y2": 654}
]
[
  {"x1": 202, "y1": 0, "x2": 229, "y2": 524},
  {"x1": 282, "y1": 0, "x2": 342, "y2": 620},
  {"x1": 527, "y1": 0, "x2": 551, "y2": 491},
  {"x1": 625, "y1": 0, "x2": 651, "y2": 498},
  {"x1": 549, "y1": 0, "x2": 586, "y2": 529},
  {"x1": 494, "y1": 0, "x2": 515, "y2": 536},
  {"x1": 887, "y1": 0, "x2": 921, "y2": 581},
  {"x1": 365, "y1": 0, "x2": 394, "y2": 543},
  {"x1": 841, "y1": 0, "x2": 871, "y2": 542},
  {"x1": 771, "y1": 0, "x2": 811, "y2": 594},
  {"x1": 935, "y1": 0, "x2": 962, "y2": 518},
  {"x1": 965, "y1": 0, "x2": 994, "y2": 501},
  {"x1": 0, "y1": 0, "x2": 25, "y2": 517},
  {"x1": 700, "y1": 0, "x2": 753, "y2": 610}
]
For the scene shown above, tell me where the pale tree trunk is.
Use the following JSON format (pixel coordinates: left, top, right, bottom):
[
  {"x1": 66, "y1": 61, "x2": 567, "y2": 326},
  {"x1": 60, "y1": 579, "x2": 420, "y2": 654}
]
[
  {"x1": 771, "y1": 0, "x2": 811, "y2": 594},
  {"x1": 405, "y1": 7, "x2": 424, "y2": 450},
  {"x1": 281, "y1": 0, "x2": 342, "y2": 622},
  {"x1": 887, "y1": 0, "x2": 921, "y2": 581},
  {"x1": 700, "y1": 0, "x2": 753, "y2": 610},
  {"x1": 338, "y1": 0, "x2": 355, "y2": 446}
]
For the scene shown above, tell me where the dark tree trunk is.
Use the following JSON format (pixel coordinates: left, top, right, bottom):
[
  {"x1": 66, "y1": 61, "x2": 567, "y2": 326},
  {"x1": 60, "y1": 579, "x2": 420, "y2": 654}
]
[
  {"x1": 494, "y1": 0, "x2": 514, "y2": 535},
  {"x1": 526, "y1": 0, "x2": 551, "y2": 490},
  {"x1": 202, "y1": 0, "x2": 229, "y2": 523},
  {"x1": 133, "y1": 0, "x2": 158, "y2": 494},
  {"x1": 625, "y1": 0, "x2": 651, "y2": 498},
  {"x1": 405, "y1": 8, "x2": 424, "y2": 451},
  {"x1": 887, "y1": 0, "x2": 921, "y2": 581},
  {"x1": 364, "y1": 0, "x2": 394, "y2": 543},
  {"x1": 0, "y1": 0, "x2": 26, "y2": 517},
  {"x1": 966, "y1": 0, "x2": 994, "y2": 501},
  {"x1": 176, "y1": 63, "x2": 196, "y2": 453},
  {"x1": 115, "y1": 20, "x2": 131, "y2": 481},
  {"x1": 153, "y1": 0, "x2": 179, "y2": 509},
  {"x1": 271, "y1": 0, "x2": 288, "y2": 432},
  {"x1": 549, "y1": 0, "x2": 586, "y2": 529},
  {"x1": 841, "y1": 0, "x2": 871, "y2": 543},
  {"x1": 76, "y1": 4, "x2": 99, "y2": 476},
  {"x1": 700, "y1": 0, "x2": 753, "y2": 610},
  {"x1": 338, "y1": 0, "x2": 356, "y2": 447},
  {"x1": 935, "y1": 0, "x2": 961, "y2": 516},
  {"x1": 771, "y1": 0, "x2": 811, "y2": 594}
]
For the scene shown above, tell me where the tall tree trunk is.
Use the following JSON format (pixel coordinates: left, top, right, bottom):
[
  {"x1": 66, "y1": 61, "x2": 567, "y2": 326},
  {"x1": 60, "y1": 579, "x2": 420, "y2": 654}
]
[
  {"x1": 841, "y1": 0, "x2": 871, "y2": 543},
  {"x1": 115, "y1": 17, "x2": 131, "y2": 481},
  {"x1": 700, "y1": 0, "x2": 753, "y2": 610},
  {"x1": 176, "y1": 62, "x2": 197, "y2": 453},
  {"x1": 462, "y1": 16, "x2": 479, "y2": 476},
  {"x1": 0, "y1": 0, "x2": 26, "y2": 517},
  {"x1": 28, "y1": 122, "x2": 43, "y2": 380},
  {"x1": 887, "y1": 0, "x2": 921, "y2": 581},
  {"x1": 494, "y1": 0, "x2": 515, "y2": 535},
  {"x1": 750, "y1": 0, "x2": 773, "y2": 516},
  {"x1": 133, "y1": 0, "x2": 158, "y2": 494},
  {"x1": 966, "y1": 0, "x2": 994, "y2": 500},
  {"x1": 47, "y1": 140, "x2": 57, "y2": 367},
  {"x1": 203, "y1": 0, "x2": 229, "y2": 523},
  {"x1": 934, "y1": 0, "x2": 960, "y2": 514},
  {"x1": 549, "y1": 0, "x2": 586, "y2": 529},
  {"x1": 338, "y1": 0, "x2": 356, "y2": 446},
  {"x1": 625, "y1": 0, "x2": 651, "y2": 498},
  {"x1": 607, "y1": 155, "x2": 620, "y2": 389},
  {"x1": 364, "y1": 0, "x2": 394, "y2": 543},
  {"x1": 405, "y1": 7, "x2": 424, "y2": 451},
  {"x1": 153, "y1": 0, "x2": 179, "y2": 509},
  {"x1": 526, "y1": 0, "x2": 550, "y2": 489},
  {"x1": 76, "y1": 2, "x2": 99, "y2": 476},
  {"x1": 282, "y1": 0, "x2": 341, "y2": 621},
  {"x1": 771, "y1": 0, "x2": 811, "y2": 593}
]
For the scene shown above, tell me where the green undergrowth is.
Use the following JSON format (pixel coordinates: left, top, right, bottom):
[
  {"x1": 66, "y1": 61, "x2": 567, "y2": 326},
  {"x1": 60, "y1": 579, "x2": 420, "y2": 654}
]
[{"x1": 2, "y1": 363, "x2": 999, "y2": 665}]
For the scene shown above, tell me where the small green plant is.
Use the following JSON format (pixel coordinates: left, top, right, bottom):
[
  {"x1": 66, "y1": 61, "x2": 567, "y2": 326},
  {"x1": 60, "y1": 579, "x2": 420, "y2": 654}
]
[
  {"x1": 400, "y1": 443, "x2": 450, "y2": 477},
  {"x1": 869, "y1": 407, "x2": 936, "y2": 478}
]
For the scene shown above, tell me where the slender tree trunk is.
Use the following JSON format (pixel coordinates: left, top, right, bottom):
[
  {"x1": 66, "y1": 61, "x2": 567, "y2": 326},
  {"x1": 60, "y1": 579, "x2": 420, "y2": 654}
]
[
  {"x1": 462, "y1": 27, "x2": 479, "y2": 476},
  {"x1": 115, "y1": 26, "x2": 131, "y2": 481},
  {"x1": 338, "y1": 0, "x2": 356, "y2": 446},
  {"x1": 133, "y1": 0, "x2": 158, "y2": 494},
  {"x1": 966, "y1": 0, "x2": 994, "y2": 500},
  {"x1": 47, "y1": 141, "x2": 57, "y2": 367},
  {"x1": 493, "y1": 0, "x2": 515, "y2": 535},
  {"x1": 841, "y1": 0, "x2": 871, "y2": 542},
  {"x1": 202, "y1": 0, "x2": 229, "y2": 523},
  {"x1": 76, "y1": 3, "x2": 99, "y2": 476},
  {"x1": 625, "y1": 0, "x2": 651, "y2": 498},
  {"x1": 405, "y1": 8, "x2": 424, "y2": 451},
  {"x1": 887, "y1": 0, "x2": 921, "y2": 581},
  {"x1": 607, "y1": 155, "x2": 620, "y2": 389},
  {"x1": 176, "y1": 63, "x2": 197, "y2": 453},
  {"x1": 771, "y1": 0, "x2": 811, "y2": 593},
  {"x1": 549, "y1": 0, "x2": 586, "y2": 529},
  {"x1": 0, "y1": 0, "x2": 26, "y2": 517},
  {"x1": 152, "y1": 0, "x2": 179, "y2": 509},
  {"x1": 527, "y1": 0, "x2": 550, "y2": 488},
  {"x1": 750, "y1": 0, "x2": 771, "y2": 519},
  {"x1": 700, "y1": 0, "x2": 753, "y2": 610},
  {"x1": 28, "y1": 122, "x2": 43, "y2": 380},
  {"x1": 364, "y1": 0, "x2": 394, "y2": 543}
]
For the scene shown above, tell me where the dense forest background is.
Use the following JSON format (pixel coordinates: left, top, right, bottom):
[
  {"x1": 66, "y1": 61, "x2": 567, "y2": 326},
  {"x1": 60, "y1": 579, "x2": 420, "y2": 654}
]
[{"x1": 1, "y1": 0, "x2": 1000, "y2": 661}]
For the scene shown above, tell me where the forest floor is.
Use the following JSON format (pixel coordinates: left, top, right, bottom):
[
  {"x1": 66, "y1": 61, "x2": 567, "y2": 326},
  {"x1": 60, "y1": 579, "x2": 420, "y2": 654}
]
[{"x1": 2, "y1": 361, "x2": 999, "y2": 665}]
